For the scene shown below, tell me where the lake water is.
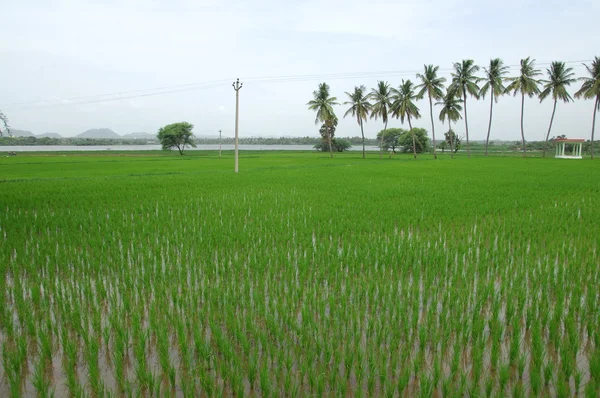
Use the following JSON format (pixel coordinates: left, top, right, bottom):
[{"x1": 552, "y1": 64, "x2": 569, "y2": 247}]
[{"x1": 1, "y1": 144, "x2": 382, "y2": 152}]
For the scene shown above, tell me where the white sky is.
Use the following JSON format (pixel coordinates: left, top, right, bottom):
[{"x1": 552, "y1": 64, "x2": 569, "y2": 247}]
[{"x1": 0, "y1": 0, "x2": 598, "y2": 140}]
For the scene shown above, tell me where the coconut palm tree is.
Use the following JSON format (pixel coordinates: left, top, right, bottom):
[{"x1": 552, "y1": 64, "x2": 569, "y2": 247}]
[
  {"x1": 437, "y1": 89, "x2": 463, "y2": 158},
  {"x1": 539, "y1": 62, "x2": 576, "y2": 157},
  {"x1": 343, "y1": 86, "x2": 372, "y2": 159},
  {"x1": 391, "y1": 79, "x2": 422, "y2": 159},
  {"x1": 416, "y1": 65, "x2": 446, "y2": 159},
  {"x1": 506, "y1": 57, "x2": 542, "y2": 157},
  {"x1": 369, "y1": 81, "x2": 392, "y2": 159},
  {"x1": 574, "y1": 56, "x2": 600, "y2": 159},
  {"x1": 479, "y1": 58, "x2": 509, "y2": 156},
  {"x1": 449, "y1": 60, "x2": 480, "y2": 157},
  {"x1": 307, "y1": 82, "x2": 338, "y2": 158}
]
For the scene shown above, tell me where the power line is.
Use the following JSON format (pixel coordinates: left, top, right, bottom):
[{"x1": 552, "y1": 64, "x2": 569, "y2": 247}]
[{"x1": 2, "y1": 59, "x2": 592, "y2": 112}]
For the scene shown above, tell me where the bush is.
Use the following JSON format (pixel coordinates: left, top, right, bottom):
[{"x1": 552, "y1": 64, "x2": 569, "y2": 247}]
[{"x1": 314, "y1": 138, "x2": 352, "y2": 152}]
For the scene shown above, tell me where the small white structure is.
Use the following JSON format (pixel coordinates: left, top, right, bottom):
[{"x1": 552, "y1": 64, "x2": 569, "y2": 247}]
[{"x1": 555, "y1": 138, "x2": 584, "y2": 159}]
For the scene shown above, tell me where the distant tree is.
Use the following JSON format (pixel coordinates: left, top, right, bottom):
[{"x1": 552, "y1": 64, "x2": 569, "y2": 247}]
[
  {"x1": 376, "y1": 128, "x2": 404, "y2": 154},
  {"x1": 438, "y1": 140, "x2": 448, "y2": 153},
  {"x1": 539, "y1": 62, "x2": 576, "y2": 157},
  {"x1": 391, "y1": 79, "x2": 421, "y2": 159},
  {"x1": 416, "y1": 64, "x2": 446, "y2": 159},
  {"x1": 343, "y1": 85, "x2": 372, "y2": 159},
  {"x1": 444, "y1": 130, "x2": 461, "y2": 153},
  {"x1": 369, "y1": 81, "x2": 393, "y2": 159},
  {"x1": 157, "y1": 122, "x2": 196, "y2": 155},
  {"x1": 506, "y1": 57, "x2": 542, "y2": 157},
  {"x1": 314, "y1": 137, "x2": 351, "y2": 152},
  {"x1": 574, "y1": 56, "x2": 600, "y2": 159},
  {"x1": 318, "y1": 118, "x2": 339, "y2": 151},
  {"x1": 398, "y1": 127, "x2": 430, "y2": 154},
  {"x1": 307, "y1": 82, "x2": 338, "y2": 158},
  {"x1": 437, "y1": 90, "x2": 463, "y2": 158},
  {"x1": 0, "y1": 110, "x2": 10, "y2": 137},
  {"x1": 479, "y1": 58, "x2": 509, "y2": 156},
  {"x1": 449, "y1": 60, "x2": 480, "y2": 157}
]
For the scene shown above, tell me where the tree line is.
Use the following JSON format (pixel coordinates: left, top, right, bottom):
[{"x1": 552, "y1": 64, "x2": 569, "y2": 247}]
[{"x1": 307, "y1": 56, "x2": 600, "y2": 159}]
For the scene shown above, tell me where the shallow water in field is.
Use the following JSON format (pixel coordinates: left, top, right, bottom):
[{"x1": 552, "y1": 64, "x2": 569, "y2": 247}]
[{"x1": 0, "y1": 156, "x2": 598, "y2": 397}]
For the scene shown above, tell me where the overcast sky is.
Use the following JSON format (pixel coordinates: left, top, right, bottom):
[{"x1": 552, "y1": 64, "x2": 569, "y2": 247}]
[{"x1": 1, "y1": 0, "x2": 598, "y2": 140}]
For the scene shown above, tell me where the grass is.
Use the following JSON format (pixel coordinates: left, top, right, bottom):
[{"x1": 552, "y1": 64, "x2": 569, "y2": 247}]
[{"x1": 0, "y1": 150, "x2": 599, "y2": 396}]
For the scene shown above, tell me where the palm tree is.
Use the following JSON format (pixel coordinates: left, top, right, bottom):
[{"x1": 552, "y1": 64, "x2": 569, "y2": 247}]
[
  {"x1": 539, "y1": 62, "x2": 576, "y2": 157},
  {"x1": 437, "y1": 89, "x2": 463, "y2": 158},
  {"x1": 479, "y1": 58, "x2": 509, "y2": 156},
  {"x1": 574, "y1": 56, "x2": 600, "y2": 159},
  {"x1": 391, "y1": 79, "x2": 421, "y2": 159},
  {"x1": 449, "y1": 60, "x2": 480, "y2": 157},
  {"x1": 506, "y1": 57, "x2": 542, "y2": 157},
  {"x1": 343, "y1": 86, "x2": 372, "y2": 159},
  {"x1": 416, "y1": 65, "x2": 446, "y2": 159},
  {"x1": 307, "y1": 82, "x2": 338, "y2": 158},
  {"x1": 369, "y1": 81, "x2": 392, "y2": 159}
]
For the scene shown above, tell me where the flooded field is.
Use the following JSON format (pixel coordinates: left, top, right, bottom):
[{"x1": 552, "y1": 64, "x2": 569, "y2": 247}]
[{"x1": 0, "y1": 153, "x2": 598, "y2": 396}]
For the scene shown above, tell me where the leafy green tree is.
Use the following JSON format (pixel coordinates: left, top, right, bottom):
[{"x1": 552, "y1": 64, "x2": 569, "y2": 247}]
[
  {"x1": 318, "y1": 118, "x2": 339, "y2": 152},
  {"x1": 444, "y1": 130, "x2": 461, "y2": 153},
  {"x1": 307, "y1": 82, "x2": 339, "y2": 158},
  {"x1": 376, "y1": 128, "x2": 404, "y2": 154},
  {"x1": 391, "y1": 79, "x2": 421, "y2": 159},
  {"x1": 437, "y1": 90, "x2": 463, "y2": 158},
  {"x1": 416, "y1": 65, "x2": 446, "y2": 159},
  {"x1": 506, "y1": 57, "x2": 542, "y2": 157},
  {"x1": 398, "y1": 127, "x2": 430, "y2": 154},
  {"x1": 539, "y1": 62, "x2": 576, "y2": 157},
  {"x1": 314, "y1": 137, "x2": 351, "y2": 152},
  {"x1": 0, "y1": 110, "x2": 10, "y2": 137},
  {"x1": 449, "y1": 60, "x2": 480, "y2": 157},
  {"x1": 574, "y1": 56, "x2": 600, "y2": 159},
  {"x1": 343, "y1": 85, "x2": 372, "y2": 159},
  {"x1": 369, "y1": 81, "x2": 392, "y2": 159},
  {"x1": 479, "y1": 58, "x2": 509, "y2": 156},
  {"x1": 157, "y1": 122, "x2": 196, "y2": 155}
]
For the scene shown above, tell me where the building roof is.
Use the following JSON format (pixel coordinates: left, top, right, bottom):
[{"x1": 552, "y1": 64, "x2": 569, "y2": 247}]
[{"x1": 555, "y1": 138, "x2": 585, "y2": 143}]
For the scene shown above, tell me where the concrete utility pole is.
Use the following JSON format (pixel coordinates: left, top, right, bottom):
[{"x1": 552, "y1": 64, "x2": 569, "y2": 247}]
[
  {"x1": 232, "y1": 78, "x2": 243, "y2": 173},
  {"x1": 218, "y1": 129, "x2": 222, "y2": 158}
]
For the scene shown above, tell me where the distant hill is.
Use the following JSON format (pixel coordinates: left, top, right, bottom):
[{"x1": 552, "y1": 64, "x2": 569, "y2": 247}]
[
  {"x1": 37, "y1": 132, "x2": 62, "y2": 138},
  {"x1": 122, "y1": 132, "x2": 155, "y2": 139},
  {"x1": 9, "y1": 129, "x2": 35, "y2": 137},
  {"x1": 77, "y1": 128, "x2": 120, "y2": 139}
]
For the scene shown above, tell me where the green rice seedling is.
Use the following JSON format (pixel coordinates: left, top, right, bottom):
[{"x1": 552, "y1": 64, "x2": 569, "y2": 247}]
[
  {"x1": 484, "y1": 378, "x2": 493, "y2": 398},
  {"x1": 499, "y1": 363, "x2": 510, "y2": 394},
  {"x1": 543, "y1": 362, "x2": 554, "y2": 387},
  {"x1": 529, "y1": 361, "x2": 541, "y2": 396},
  {"x1": 32, "y1": 353, "x2": 53, "y2": 398},
  {"x1": 512, "y1": 381, "x2": 525, "y2": 398}
]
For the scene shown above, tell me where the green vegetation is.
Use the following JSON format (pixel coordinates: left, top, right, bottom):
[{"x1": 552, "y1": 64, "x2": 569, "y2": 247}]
[
  {"x1": 506, "y1": 57, "x2": 542, "y2": 157},
  {"x1": 575, "y1": 56, "x2": 600, "y2": 159},
  {"x1": 0, "y1": 151, "x2": 598, "y2": 396},
  {"x1": 157, "y1": 122, "x2": 196, "y2": 155}
]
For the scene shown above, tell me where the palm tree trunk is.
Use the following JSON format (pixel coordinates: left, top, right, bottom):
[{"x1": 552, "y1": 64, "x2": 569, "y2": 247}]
[
  {"x1": 485, "y1": 91, "x2": 494, "y2": 156},
  {"x1": 360, "y1": 119, "x2": 365, "y2": 159},
  {"x1": 380, "y1": 120, "x2": 387, "y2": 159},
  {"x1": 327, "y1": 124, "x2": 333, "y2": 158},
  {"x1": 543, "y1": 99, "x2": 558, "y2": 158},
  {"x1": 408, "y1": 116, "x2": 416, "y2": 159},
  {"x1": 429, "y1": 94, "x2": 436, "y2": 159},
  {"x1": 449, "y1": 120, "x2": 454, "y2": 159},
  {"x1": 520, "y1": 92, "x2": 526, "y2": 157},
  {"x1": 591, "y1": 96, "x2": 598, "y2": 159},
  {"x1": 463, "y1": 92, "x2": 470, "y2": 158}
]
